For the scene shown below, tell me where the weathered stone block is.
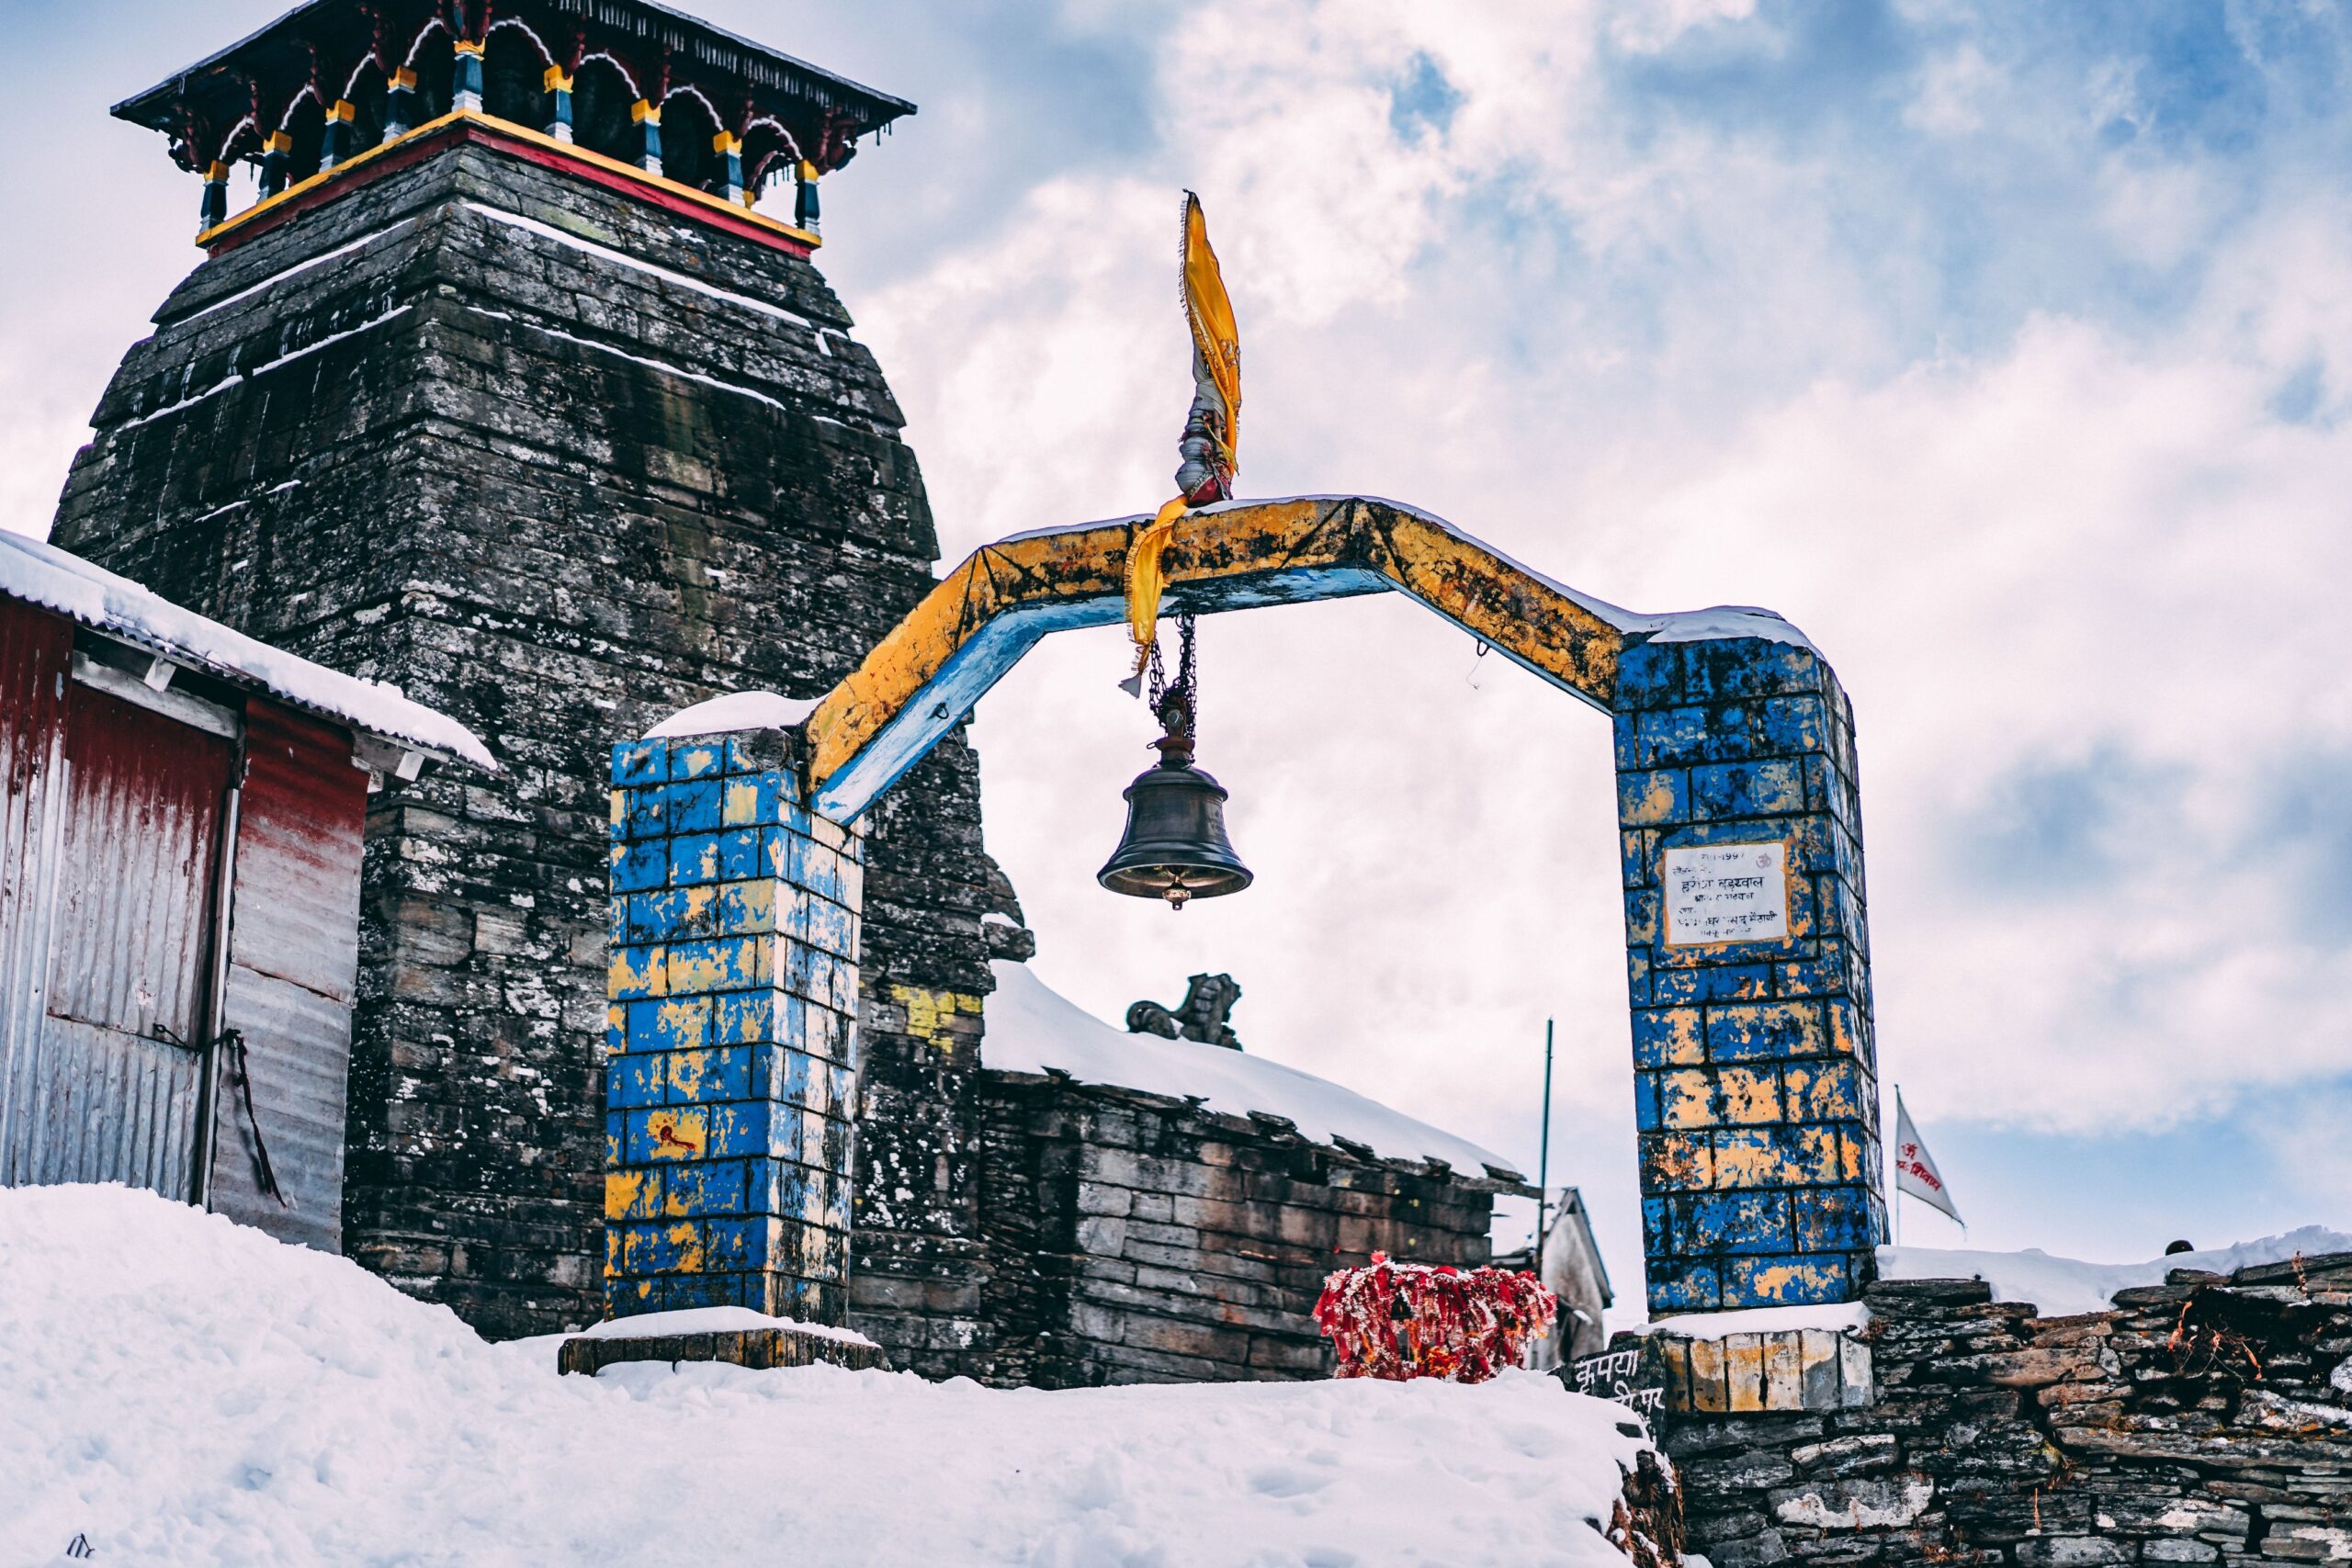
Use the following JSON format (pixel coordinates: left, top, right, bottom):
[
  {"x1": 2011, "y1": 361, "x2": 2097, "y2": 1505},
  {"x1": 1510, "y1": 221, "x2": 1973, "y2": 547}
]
[
  {"x1": 2010, "y1": 1539, "x2": 2129, "y2": 1567},
  {"x1": 1769, "y1": 1472, "x2": 1934, "y2": 1530}
]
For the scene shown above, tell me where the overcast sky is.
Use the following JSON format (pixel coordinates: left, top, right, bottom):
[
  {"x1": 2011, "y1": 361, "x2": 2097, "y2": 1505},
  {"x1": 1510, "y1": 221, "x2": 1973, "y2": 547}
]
[{"x1": 6, "y1": 1, "x2": 2349, "y2": 1305}]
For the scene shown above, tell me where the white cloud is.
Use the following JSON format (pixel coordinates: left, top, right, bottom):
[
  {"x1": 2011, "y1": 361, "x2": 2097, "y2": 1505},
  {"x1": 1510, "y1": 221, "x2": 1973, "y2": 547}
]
[
  {"x1": 1905, "y1": 44, "x2": 1996, "y2": 135},
  {"x1": 842, "y1": 1, "x2": 2352, "y2": 1201}
]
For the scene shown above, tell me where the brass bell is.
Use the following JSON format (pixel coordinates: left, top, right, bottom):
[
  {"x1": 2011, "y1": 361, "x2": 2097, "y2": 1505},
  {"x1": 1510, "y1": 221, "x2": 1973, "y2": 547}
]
[{"x1": 1097, "y1": 728, "x2": 1253, "y2": 910}]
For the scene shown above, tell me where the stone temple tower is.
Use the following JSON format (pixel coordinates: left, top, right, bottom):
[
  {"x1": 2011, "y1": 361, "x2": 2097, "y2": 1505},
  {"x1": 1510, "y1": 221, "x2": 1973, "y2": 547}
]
[{"x1": 57, "y1": 0, "x2": 1017, "y2": 1365}]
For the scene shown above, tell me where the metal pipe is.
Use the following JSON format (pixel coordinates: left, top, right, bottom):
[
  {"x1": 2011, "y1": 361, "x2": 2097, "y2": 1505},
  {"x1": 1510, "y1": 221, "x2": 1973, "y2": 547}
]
[
  {"x1": 189, "y1": 760, "x2": 243, "y2": 1210},
  {"x1": 1534, "y1": 1018, "x2": 1554, "y2": 1280}
]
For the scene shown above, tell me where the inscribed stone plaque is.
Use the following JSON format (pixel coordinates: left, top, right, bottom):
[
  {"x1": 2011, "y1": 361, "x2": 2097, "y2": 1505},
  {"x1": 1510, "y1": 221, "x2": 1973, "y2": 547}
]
[
  {"x1": 1563, "y1": 1338, "x2": 1669, "y2": 1429},
  {"x1": 1663, "y1": 842, "x2": 1789, "y2": 946}
]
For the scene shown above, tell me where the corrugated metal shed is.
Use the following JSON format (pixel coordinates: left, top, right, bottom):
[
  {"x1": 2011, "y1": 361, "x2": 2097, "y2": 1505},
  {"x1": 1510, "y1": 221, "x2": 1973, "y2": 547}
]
[{"x1": 0, "y1": 547, "x2": 488, "y2": 1252}]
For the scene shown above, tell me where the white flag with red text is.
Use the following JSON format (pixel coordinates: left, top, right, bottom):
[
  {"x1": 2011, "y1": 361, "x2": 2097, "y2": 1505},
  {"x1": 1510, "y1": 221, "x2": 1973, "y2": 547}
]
[{"x1": 1894, "y1": 1091, "x2": 1962, "y2": 1224}]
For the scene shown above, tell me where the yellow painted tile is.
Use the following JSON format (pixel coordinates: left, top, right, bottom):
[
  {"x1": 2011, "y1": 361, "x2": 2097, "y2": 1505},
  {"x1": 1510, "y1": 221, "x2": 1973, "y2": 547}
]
[
  {"x1": 1644, "y1": 1132, "x2": 1714, "y2": 1190},
  {"x1": 605, "y1": 1169, "x2": 651, "y2": 1220},
  {"x1": 1724, "y1": 1334, "x2": 1766, "y2": 1412},
  {"x1": 1653, "y1": 1009, "x2": 1705, "y2": 1066},
  {"x1": 1688, "y1": 1337, "x2": 1730, "y2": 1412},
  {"x1": 646, "y1": 1108, "x2": 708, "y2": 1162},
  {"x1": 1660, "y1": 1069, "x2": 1715, "y2": 1130},
  {"x1": 666, "y1": 1049, "x2": 715, "y2": 1102},
  {"x1": 1624, "y1": 775, "x2": 1681, "y2": 827},
  {"x1": 609, "y1": 945, "x2": 667, "y2": 1000},
  {"x1": 1712, "y1": 1133, "x2": 1792, "y2": 1190},
  {"x1": 1718, "y1": 1067, "x2": 1782, "y2": 1125},
  {"x1": 665, "y1": 1221, "x2": 705, "y2": 1275}
]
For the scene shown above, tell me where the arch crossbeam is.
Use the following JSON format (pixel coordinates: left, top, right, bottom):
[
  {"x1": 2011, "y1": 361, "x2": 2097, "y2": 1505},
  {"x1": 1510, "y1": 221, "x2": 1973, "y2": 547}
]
[
  {"x1": 806, "y1": 495, "x2": 1641, "y2": 821},
  {"x1": 635, "y1": 491, "x2": 1884, "y2": 1320}
]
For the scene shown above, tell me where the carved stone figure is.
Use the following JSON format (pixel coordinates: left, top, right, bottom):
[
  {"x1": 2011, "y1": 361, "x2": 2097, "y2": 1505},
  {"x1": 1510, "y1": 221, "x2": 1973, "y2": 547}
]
[{"x1": 1125, "y1": 973, "x2": 1244, "y2": 1051}]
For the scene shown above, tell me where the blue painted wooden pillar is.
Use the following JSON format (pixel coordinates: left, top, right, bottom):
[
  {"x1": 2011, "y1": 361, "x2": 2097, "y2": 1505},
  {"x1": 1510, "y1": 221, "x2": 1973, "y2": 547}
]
[
  {"x1": 385, "y1": 67, "x2": 418, "y2": 139},
  {"x1": 199, "y1": 161, "x2": 231, "y2": 233},
  {"x1": 1615, "y1": 624, "x2": 1885, "y2": 1314},
  {"x1": 630, "y1": 99, "x2": 662, "y2": 174},
  {"x1": 259, "y1": 130, "x2": 293, "y2": 197},
  {"x1": 543, "y1": 67, "x2": 575, "y2": 142},
  {"x1": 713, "y1": 130, "x2": 746, "y2": 204},
  {"x1": 604, "y1": 728, "x2": 863, "y2": 1323},
  {"x1": 320, "y1": 99, "x2": 357, "y2": 173},
  {"x1": 795, "y1": 160, "x2": 820, "y2": 234},
  {"x1": 453, "y1": 39, "x2": 485, "y2": 113}
]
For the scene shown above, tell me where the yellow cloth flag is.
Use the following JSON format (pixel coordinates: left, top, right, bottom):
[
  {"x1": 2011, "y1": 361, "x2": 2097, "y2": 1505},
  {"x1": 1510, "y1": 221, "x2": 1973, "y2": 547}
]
[
  {"x1": 1126, "y1": 193, "x2": 1241, "y2": 675},
  {"x1": 1182, "y1": 193, "x2": 1241, "y2": 469}
]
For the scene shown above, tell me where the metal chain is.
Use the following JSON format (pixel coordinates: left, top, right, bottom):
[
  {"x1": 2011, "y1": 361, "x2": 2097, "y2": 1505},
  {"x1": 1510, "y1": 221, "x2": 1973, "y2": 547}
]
[
  {"x1": 1146, "y1": 614, "x2": 1201, "y2": 739},
  {"x1": 1178, "y1": 614, "x2": 1198, "y2": 737}
]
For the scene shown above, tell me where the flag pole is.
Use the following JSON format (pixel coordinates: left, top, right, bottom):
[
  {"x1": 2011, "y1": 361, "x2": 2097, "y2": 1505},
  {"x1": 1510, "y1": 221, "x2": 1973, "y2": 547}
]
[
  {"x1": 1534, "y1": 1020, "x2": 1555, "y2": 1280},
  {"x1": 1893, "y1": 1083, "x2": 1902, "y2": 1247}
]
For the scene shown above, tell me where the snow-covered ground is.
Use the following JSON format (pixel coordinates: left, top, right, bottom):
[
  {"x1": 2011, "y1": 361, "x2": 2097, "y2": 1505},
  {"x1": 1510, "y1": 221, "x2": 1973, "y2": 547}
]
[
  {"x1": 1880, "y1": 1226, "x2": 2352, "y2": 1317},
  {"x1": 0, "y1": 1185, "x2": 1651, "y2": 1566}
]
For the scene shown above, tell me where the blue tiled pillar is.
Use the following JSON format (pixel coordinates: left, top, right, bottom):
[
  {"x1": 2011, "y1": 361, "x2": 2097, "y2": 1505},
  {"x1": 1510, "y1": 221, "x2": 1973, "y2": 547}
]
[
  {"x1": 1616, "y1": 628, "x2": 1885, "y2": 1314},
  {"x1": 604, "y1": 728, "x2": 863, "y2": 1324}
]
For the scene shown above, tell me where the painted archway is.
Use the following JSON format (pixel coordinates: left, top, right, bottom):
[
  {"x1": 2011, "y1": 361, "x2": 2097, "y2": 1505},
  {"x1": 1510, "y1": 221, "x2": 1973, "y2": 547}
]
[{"x1": 604, "y1": 496, "x2": 1886, "y2": 1325}]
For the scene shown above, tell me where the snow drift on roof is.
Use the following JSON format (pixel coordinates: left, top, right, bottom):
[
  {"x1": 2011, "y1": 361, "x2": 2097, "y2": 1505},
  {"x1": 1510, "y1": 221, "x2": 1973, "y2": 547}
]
[
  {"x1": 981, "y1": 961, "x2": 1519, "y2": 1179},
  {"x1": 644, "y1": 690, "x2": 821, "y2": 739},
  {"x1": 1633, "y1": 1301, "x2": 1872, "y2": 1338},
  {"x1": 1634, "y1": 604, "x2": 1818, "y2": 651},
  {"x1": 1881, "y1": 1226, "x2": 2352, "y2": 1317},
  {"x1": 571, "y1": 1304, "x2": 875, "y2": 1348},
  {"x1": 0, "y1": 528, "x2": 492, "y2": 769},
  {"x1": 1, "y1": 1183, "x2": 1651, "y2": 1563}
]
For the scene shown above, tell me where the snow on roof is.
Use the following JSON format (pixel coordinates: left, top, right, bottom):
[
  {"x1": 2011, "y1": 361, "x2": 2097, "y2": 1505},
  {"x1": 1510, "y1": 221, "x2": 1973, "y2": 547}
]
[
  {"x1": 981, "y1": 961, "x2": 1521, "y2": 1181},
  {"x1": 1633, "y1": 605, "x2": 1818, "y2": 651},
  {"x1": 1633, "y1": 1301, "x2": 1871, "y2": 1339},
  {"x1": 1628, "y1": 1229, "x2": 2352, "y2": 1336},
  {"x1": 0, "y1": 529, "x2": 492, "y2": 770},
  {"x1": 1881, "y1": 1226, "x2": 2352, "y2": 1318},
  {"x1": 644, "y1": 690, "x2": 821, "y2": 739},
  {"x1": 571, "y1": 1305, "x2": 875, "y2": 1348}
]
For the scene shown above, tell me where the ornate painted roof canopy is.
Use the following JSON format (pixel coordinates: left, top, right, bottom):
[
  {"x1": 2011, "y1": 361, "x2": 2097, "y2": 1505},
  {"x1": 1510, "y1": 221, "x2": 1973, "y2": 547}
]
[{"x1": 113, "y1": 0, "x2": 913, "y2": 247}]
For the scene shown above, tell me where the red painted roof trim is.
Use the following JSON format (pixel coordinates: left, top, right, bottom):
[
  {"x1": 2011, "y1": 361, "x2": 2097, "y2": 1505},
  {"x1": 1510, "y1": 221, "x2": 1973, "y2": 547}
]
[{"x1": 205, "y1": 115, "x2": 816, "y2": 262}]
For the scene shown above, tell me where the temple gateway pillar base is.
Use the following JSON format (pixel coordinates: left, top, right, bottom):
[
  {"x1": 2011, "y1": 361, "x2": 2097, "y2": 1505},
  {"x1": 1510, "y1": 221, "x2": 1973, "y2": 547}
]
[{"x1": 603, "y1": 725, "x2": 864, "y2": 1326}]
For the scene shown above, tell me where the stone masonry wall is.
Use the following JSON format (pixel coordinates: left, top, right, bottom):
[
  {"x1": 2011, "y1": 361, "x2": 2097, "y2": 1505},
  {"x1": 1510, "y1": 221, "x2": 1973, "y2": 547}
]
[
  {"x1": 973, "y1": 1069, "x2": 1510, "y2": 1388},
  {"x1": 1668, "y1": 1252, "x2": 2352, "y2": 1565},
  {"x1": 51, "y1": 139, "x2": 1004, "y2": 1354}
]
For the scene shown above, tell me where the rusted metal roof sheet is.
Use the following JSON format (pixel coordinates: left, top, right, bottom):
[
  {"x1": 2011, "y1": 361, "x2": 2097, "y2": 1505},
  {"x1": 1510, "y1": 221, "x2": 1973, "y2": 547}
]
[
  {"x1": 0, "y1": 530, "x2": 492, "y2": 771},
  {"x1": 0, "y1": 602, "x2": 74, "y2": 1187},
  {"x1": 6, "y1": 682, "x2": 231, "y2": 1196},
  {"x1": 208, "y1": 700, "x2": 368, "y2": 1250}
]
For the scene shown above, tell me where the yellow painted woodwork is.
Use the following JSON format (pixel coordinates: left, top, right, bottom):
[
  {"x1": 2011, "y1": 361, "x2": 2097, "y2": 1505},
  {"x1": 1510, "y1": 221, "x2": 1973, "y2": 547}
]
[{"x1": 805, "y1": 496, "x2": 1628, "y2": 798}]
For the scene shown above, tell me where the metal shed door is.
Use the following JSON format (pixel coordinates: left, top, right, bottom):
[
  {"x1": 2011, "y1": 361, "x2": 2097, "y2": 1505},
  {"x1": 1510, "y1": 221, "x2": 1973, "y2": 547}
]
[{"x1": 22, "y1": 685, "x2": 232, "y2": 1195}]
